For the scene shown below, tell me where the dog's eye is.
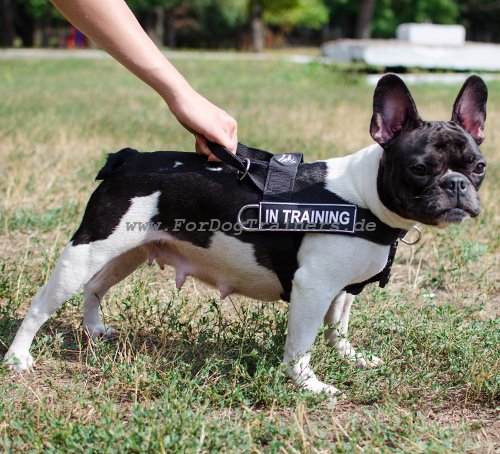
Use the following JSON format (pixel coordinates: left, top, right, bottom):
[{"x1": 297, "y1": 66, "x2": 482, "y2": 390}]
[
  {"x1": 410, "y1": 164, "x2": 427, "y2": 176},
  {"x1": 473, "y1": 162, "x2": 486, "y2": 174}
]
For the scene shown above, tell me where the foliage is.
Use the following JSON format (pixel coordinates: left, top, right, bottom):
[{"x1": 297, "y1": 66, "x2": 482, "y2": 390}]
[
  {"x1": 372, "y1": 0, "x2": 460, "y2": 38},
  {"x1": 264, "y1": 0, "x2": 329, "y2": 30},
  {"x1": 325, "y1": 0, "x2": 462, "y2": 38},
  {"x1": 192, "y1": 0, "x2": 248, "y2": 32},
  {"x1": 7, "y1": 0, "x2": 500, "y2": 47},
  {"x1": 15, "y1": 0, "x2": 57, "y2": 21}
]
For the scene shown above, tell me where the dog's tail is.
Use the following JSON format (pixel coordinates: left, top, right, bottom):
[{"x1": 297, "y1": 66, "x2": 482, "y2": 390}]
[{"x1": 95, "y1": 148, "x2": 139, "y2": 180}]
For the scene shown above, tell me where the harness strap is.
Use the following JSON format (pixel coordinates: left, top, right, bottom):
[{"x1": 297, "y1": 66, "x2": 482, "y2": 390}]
[
  {"x1": 209, "y1": 142, "x2": 270, "y2": 191},
  {"x1": 264, "y1": 153, "x2": 303, "y2": 202},
  {"x1": 344, "y1": 241, "x2": 399, "y2": 295},
  {"x1": 261, "y1": 153, "x2": 304, "y2": 300},
  {"x1": 208, "y1": 142, "x2": 248, "y2": 174}
]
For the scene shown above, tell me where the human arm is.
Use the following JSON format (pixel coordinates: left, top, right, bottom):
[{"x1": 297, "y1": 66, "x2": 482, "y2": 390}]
[{"x1": 50, "y1": 0, "x2": 238, "y2": 155}]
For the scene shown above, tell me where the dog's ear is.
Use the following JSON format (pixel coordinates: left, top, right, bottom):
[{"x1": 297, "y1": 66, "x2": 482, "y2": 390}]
[
  {"x1": 451, "y1": 75, "x2": 488, "y2": 145},
  {"x1": 370, "y1": 74, "x2": 421, "y2": 146}
]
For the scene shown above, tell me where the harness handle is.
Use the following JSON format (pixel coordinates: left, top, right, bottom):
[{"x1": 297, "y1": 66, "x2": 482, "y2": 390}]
[{"x1": 207, "y1": 142, "x2": 248, "y2": 174}]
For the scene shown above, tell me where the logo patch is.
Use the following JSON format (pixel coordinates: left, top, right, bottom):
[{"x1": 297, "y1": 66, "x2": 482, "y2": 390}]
[{"x1": 276, "y1": 154, "x2": 301, "y2": 165}]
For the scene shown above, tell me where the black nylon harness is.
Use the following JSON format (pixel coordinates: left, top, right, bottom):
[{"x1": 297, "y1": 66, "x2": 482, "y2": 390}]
[{"x1": 208, "y1": 142, "x2": 407, "y2": 300}]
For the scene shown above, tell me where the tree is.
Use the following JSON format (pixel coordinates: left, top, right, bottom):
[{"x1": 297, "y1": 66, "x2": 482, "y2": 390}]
[
  {"x1": 0, "y1": 0, "x2": 61, "y2": 47},
  {"x1": 0, "y1": 0, "x2": 15, "y2": 47},
  {"x1": 459, "y1": 0, "x2": 500, "y2": 42},
  {"x1": 250, "y1": 0, "x2": 328, "y2": 51},
  {"x1": 355, "y1": 0, "x2": 376, "y2": 39},
  {"x1": 129, "y1": 0, "x2": 327, "y2": 51},
  {"x1": 128, "y1": 0, "x2": 247, "y2": 49},
  {"x1": 264, "y1": 0, "x2": 329, "y2": 32},
  {"x1": 249, "y1": 0, "x2": 297, "y2": 51},
  {"x1": 325, "y1": 0, "x2": 461, "y2": 40},
  {"x1": 371, "y1": 0, "x2": 460, "y2": 38}
]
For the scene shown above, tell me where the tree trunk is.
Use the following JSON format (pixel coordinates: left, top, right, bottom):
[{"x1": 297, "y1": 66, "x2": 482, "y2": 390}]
[
  {"x1": 355, "y1": 0, "x2": 376, "y2": 39},
  {"x1": 166, "y1": 10, "x2": 177, "y2": 49},
  {"x1": 250, "y1": 0, "x2": 265, "y2": 52},
  {"x1": 0, "y1": 0, "x2": 15, "y2": 47},
  {"x1": 15, "y1": 1, "x2": 35, "y2": 47},
  {"x1": 150, "y1": 6, "x2": 165, "y2": 46}
]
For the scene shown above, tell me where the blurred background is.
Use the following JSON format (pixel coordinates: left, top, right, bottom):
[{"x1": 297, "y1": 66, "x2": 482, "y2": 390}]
[{"x1": 1, "y1": 0, "x2": 500, "y2": 51}]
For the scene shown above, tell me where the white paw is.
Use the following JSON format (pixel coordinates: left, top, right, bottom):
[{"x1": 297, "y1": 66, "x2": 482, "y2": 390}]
[
  {"x1": 287, "y1": 362, "x2": 340, "y2": 396},
  {"x1": 4, "y1": 350, "x2": 34, "y2": 373},
  {"x1": 336, "y1": 341, "x2": 383, "y2": 369},
  {"x1": 84, "y1": 325, "x2": 118, "y2": 340},
  {"x1": 355, "y1": 354, "x2": 383, "y2": 369},
  {"x1": 300, "y1": 376, "x2": 340, "y2": 395}
]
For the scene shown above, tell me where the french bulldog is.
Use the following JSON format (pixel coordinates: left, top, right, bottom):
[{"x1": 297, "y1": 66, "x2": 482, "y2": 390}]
[{"x1": 4, "y1": 74, "x2": 487, "y2": 395}]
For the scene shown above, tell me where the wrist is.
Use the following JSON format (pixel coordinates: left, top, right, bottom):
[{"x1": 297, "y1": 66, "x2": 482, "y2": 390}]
[{"x1": 147, "y1": 62, "x2": 194, "y2": 107}]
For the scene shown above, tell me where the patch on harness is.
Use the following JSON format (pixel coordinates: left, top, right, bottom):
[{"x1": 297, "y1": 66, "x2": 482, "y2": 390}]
[{"x1": 239, "y1": 202, "x2": 357, "y2": 232}]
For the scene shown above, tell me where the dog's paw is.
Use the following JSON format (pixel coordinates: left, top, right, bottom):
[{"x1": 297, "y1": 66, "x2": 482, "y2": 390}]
[
  {"x1": 336, "y1": 341, "x2": 383, "y2": 369},
  {"x1": 4, "y1": 350, "x2": 34, "y2": 373},
  {"x1": 355, "y1": 354, "x2": 383, "y2": 369},
  {"x1": 84, "y1": 325, "x2": 119, "y2": 341},
  {"x1": 300, "y1": 376, "x2": 340, "y2": 396}
]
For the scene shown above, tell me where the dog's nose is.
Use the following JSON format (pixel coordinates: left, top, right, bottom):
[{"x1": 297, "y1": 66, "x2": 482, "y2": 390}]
[{"x1": 442, "y1": 174, "x2": 468, "y2": 196}]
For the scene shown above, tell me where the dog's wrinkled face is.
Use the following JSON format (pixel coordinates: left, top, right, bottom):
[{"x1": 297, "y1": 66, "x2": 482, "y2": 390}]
[{"x1": 370, "y1": 74, "x2": 487, "y2": 226}]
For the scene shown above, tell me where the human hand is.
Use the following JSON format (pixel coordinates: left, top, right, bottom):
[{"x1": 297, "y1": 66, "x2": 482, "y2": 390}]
[{"x1": 167, "y1": 88, "x2": 238, "y2": 160}]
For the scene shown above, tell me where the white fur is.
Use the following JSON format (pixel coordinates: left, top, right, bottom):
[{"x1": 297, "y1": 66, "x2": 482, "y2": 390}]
[
  {"x1": 325, "y1": 144, "x2": 415, "y2": 230},
  {"x1": 5, "y1": 146, "x2": 415, "y2": 395}
]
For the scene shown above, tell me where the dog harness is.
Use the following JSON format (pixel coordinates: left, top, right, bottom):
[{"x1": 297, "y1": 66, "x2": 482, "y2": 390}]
[{"x1": 208, "y1": 142, "x2": 407, "y2": 300}]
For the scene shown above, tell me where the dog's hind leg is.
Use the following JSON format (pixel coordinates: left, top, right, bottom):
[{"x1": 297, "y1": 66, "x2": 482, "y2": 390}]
[
  {"x1": 83, "y1": 247, "x2": 147, "y2": 339},
  {"x1": 4, "y1": 190, "x2": 162, "y2": 372},
  {"x1": 324, "y1": 291, "x2": 382, "y2": 368},
  {"x1": 4, "y1": 242, "x2": 131, "y2": 372}
]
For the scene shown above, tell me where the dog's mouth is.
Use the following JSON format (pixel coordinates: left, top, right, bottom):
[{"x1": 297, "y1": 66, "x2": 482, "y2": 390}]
[{"x1": 436, "y1": 207, "x2": 473, "y2": 225}]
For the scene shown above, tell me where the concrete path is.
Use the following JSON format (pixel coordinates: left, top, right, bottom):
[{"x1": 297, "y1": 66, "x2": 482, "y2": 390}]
[{"x1": 0, "y1": 48, "x2": 318, "y2": 64}]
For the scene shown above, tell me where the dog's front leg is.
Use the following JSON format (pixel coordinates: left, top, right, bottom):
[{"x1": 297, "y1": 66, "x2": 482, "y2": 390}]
[
  {"x1": 283, "y1": 267, "x2": 341, "y2": 395},
  {"x1": 324, "y1": 291, "x2": 383, "y2": 368}
]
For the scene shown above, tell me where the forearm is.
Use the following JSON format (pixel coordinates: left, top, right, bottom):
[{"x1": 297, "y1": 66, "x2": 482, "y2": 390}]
[
  {"x1": 50, "y1": 0, "x2": 238, "y2": 153},
  {"x1": 50, "y1": 0, "x2": 190, "y2": 104}
]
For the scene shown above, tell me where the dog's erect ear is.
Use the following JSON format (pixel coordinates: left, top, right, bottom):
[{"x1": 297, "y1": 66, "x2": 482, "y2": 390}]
[
  {"x1": 370, "y1": 74, "x2": 421, "y2": 146},
  {"x1": 451, "y1": 75, "x2": 488, "y2": 145}
]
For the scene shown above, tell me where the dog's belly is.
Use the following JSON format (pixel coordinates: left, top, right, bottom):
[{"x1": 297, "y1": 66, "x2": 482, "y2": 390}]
[{"x1": 146, "y1": 231, "x2": 283, "y2": 301}]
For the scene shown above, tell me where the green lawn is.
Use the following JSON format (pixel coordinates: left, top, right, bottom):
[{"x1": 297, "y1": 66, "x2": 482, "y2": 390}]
[{"x1": 0, "y1": 57, "x2": 498, "y2": 452}]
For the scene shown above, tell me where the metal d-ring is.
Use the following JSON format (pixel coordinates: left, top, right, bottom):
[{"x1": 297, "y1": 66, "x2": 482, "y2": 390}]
[
  {"x1": 237, "y1": 158, "x2": 251, "y2": 181},
  {"x1": 237, "y1": 204, "x2": 260, "y2": 231},
  {"x1": 401, "y1": 225, "x2": 421, "y2": 245}
]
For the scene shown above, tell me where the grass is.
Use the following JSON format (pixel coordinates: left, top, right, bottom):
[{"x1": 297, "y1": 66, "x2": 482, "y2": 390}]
[{"x1": 0, "y1": 56, "x2": 499, "y2": 452}]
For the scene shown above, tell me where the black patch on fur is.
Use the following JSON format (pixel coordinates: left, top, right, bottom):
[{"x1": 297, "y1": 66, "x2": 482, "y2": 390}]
[{"x1": 71, "y1": 150, "x2": 329, "y2": 284}]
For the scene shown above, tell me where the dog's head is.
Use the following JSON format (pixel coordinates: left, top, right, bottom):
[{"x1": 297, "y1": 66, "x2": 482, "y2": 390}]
[{"x1": 371, "y1": 74, "x2": 487, "y2": 227}]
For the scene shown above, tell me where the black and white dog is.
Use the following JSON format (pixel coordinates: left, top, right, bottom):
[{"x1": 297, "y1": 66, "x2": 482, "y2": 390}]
[{"x1": 5, "y1": 74, "x2": 487, "y2": 395}]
